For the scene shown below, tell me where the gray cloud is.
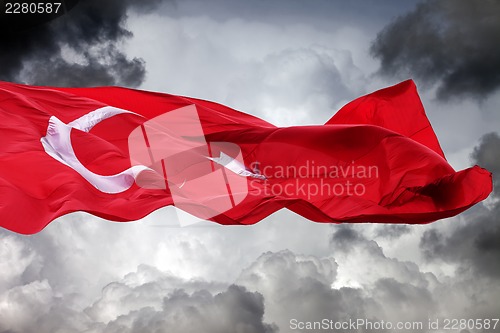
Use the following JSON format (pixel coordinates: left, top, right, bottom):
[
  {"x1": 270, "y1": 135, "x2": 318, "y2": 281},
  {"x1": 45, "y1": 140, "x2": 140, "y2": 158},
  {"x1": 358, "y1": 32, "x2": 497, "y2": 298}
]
[
  {"x1": 374, "y1": 225, "x2": 411, "y2": 239},
  {"x1": 237, "y1": 250, "x2": 370, "y2": 331},
  {"x1": 0, "y1": 0, "x2": 167, "y2": 87},
  {"x1": 372, "y1": 278, "x2": 435, "y2": 321},
  {"x1": 331, "y1": 225, "x2": 500, "y2": 328},
  {"x1": 421, "y1": 132, "x2": 500, "y2": 278},
  {"x1": 224, "y1": 46, "x2": 365, "y2": 126},
  {"x1": 1, "y1": 222, "x2": 499, "y2": 333},
  {"x1": 0, "y1": 261, "x2": 277, "y2": 333},
  {"x1": 472, "y1": 132, "x2": 500, "y2": 196},
  {"x1": 371, "y1": 0, "x2": 500, "y2": 100},
  {"x1": 96, "y1": 285, "x2": 277, "y2": 333},
  {"x1": 237, "y1": 245, "x2": 441, "y2": 332},
  {"x1": 420, "y1": 202, "x2": 500, "y2": 280}
]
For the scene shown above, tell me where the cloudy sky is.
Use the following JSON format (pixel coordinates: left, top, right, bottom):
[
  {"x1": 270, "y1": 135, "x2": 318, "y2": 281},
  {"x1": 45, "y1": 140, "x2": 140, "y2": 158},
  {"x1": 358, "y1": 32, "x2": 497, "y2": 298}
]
[{"x1": 1, "y1": 0, "x2": 499, "y2": 332}]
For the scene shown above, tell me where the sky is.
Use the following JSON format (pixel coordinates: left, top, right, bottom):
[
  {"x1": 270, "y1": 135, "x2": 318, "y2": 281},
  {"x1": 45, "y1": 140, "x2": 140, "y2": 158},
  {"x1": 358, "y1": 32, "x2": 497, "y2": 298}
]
[{"x1": 0, "y1": 0, "x2": 499, "y2": 332}]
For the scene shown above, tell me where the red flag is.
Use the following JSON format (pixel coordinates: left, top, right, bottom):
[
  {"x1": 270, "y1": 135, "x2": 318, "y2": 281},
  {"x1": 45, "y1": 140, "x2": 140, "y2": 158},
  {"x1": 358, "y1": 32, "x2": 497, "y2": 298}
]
[{"x1": 0, "y1": 80, "x2": 492, "y2": 234}]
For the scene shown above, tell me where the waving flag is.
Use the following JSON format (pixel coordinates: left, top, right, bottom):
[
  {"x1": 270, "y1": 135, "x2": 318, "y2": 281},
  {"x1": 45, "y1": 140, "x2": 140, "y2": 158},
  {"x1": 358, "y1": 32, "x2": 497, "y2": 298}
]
[{"x1": 0, "y1": 80, "x2": 492, "y2": 234}]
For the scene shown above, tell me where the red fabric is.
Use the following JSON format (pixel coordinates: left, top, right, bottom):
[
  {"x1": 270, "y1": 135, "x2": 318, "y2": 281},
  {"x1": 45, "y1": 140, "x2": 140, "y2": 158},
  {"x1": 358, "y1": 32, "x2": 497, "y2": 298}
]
[{"x1": 0, "y1": 80, "x2": 492, "y2": 234}]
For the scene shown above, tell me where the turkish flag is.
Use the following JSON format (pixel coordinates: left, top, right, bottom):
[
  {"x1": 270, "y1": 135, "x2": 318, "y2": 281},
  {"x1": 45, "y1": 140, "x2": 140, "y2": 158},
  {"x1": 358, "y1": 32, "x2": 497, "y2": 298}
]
[{"x1": 0, "y1": 80, "x2": 492, "y2": 234}]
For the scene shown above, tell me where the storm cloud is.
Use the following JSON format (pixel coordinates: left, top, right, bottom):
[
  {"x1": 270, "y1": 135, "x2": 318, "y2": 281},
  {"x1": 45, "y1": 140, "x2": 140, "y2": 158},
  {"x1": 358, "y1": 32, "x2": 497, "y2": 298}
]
[
  {"x1": 92, "y1": 283, "x2": 277, "y2": 333},
  {"x1": 371, "y1": 0, "x2": 500, "y2": 100},
  {"x1": 420, "y1": 132, "x2": 500, "y2": 279},
  {"x1": 0, "y1": 259, "x2": 278, "y2": 333},
  {"x1": 0, "y1": 0, "x2": 166, "y2": 87}
]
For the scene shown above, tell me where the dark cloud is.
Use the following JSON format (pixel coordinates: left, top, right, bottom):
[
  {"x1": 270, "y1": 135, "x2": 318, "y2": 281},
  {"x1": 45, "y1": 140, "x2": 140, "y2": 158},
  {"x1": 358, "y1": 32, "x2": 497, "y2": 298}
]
[
  {"x1": 0, "y1": 261, "x2": 276, "y2": 333},
  {"x1": 420, "y1": 203, "x2": 500, "y2": 279},
  {"x1": 329, "y1": 225, "x2": 438, "y2": 292},
  {"x1": 375, "y1": 225, "x2": 411, "y2": 239},
  {"x1": 420, "y1": 132, "x2": 500, "y2": 278},
  {"x1": 23, "y1": 48, "x2": 146, "y2": 87},
  {"x1": 1, "y1": 224, "x2": 498, "y2": 333},
  {"x1": 372, "y1": 278, "x2": 436, "y2": 323},
  {"x1": 371, "y1": 0, "x2": 500, "y2": 100},
  {"x1": 330, "y1": 224, "x2": 364, "y2": 248},
  {"x1": 472, "y1": 132, "x2": 500, "y2": 196},
  {"x1": 99, "y1": 285, "x2": 277, "y2": 333},
  {"x1": 328, "y1": 226, "x2": 500, "y2": 328},
  {"x1": 0, "y1": 0, "x2": 166, "y2": 87},
  {"x1": 237, "y1": 250, "x2": 370, "y2": 331},
  {"x1": 238, "y1": 247, "x2": 441, "y2": 332}
]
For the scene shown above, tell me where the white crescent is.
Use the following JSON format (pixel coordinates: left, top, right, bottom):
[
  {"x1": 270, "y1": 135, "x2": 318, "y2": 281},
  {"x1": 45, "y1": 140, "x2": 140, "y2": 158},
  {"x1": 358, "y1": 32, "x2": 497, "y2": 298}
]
[{"x1": 40, "y1": 106, "x2": 152, "y2": 194}]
